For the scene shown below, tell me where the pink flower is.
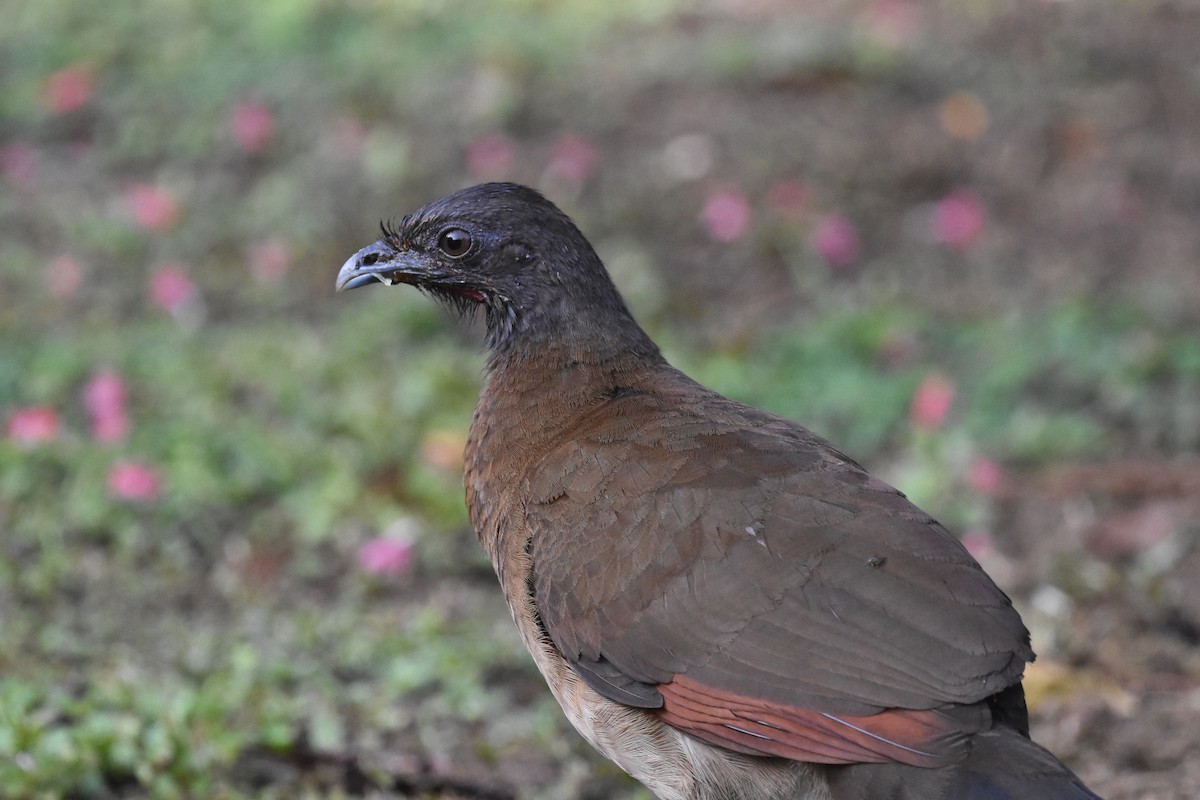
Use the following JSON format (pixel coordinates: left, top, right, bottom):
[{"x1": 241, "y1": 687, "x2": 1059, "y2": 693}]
[
  {"x1": 860, "y1": 0, "x2": 921, "y2": 48},
  {"x1": 332, "y1": 117, "x2": 367, "y2": 157},
  {"x1": 909, "y1": 373, "x2": 955, "y2": 430},
  {"x1": 701, "y1": 187, "x2": 752, "y2": 243},
  {"x1": 6, "y1": 407, "x2": 59, "y2": 446},
  {"x1": 2, "y1": 143, "x2": 40, "y2": 188},
  {"x1": 84, "y1": 371, "x2": 129, "y2": 444},
  {"x1": 357, "y1": 537, "x2": 414, "y2": 576},
  {"x1": 967, "y1": 456, "x2": 1005, "y2": 495},
  {"x1": 42, "y1": 65, "x2": 93, "y2": 114},
  {"x1": 466, "y1": 134, "x2": 516, "y2": 179},
  {"x1": 230, "y1": 102, "x2": 274, "y2": 154},
  {"x1": 932, "y1": 190, "x2": 986, "y2": 250},
  {"x1": 107, "y1": 460, "x2": 161, "y2": 501},
  {"x1": 811, "y1": 213, "x2": 860, "y2": 269},
  {"x1": 247, "y1": 238, "x2": 291, "y2": 282},
  {"x1": 960, "y1": 529, "x2": 994, "y2": 560},
  {"x1": 125, "y1": 184, "x2": 181, "y2": 231},
  {"x1": 546, "y1": 133, "x2": 599, "y2": 185},
  {"x1": 47, "y1": 254, "x2": 83, "y2": 299},
  {"x1": 148, "y1": 263, "x2": 196, "y2": 314},
  {"x1": 765, "y1": 179, "x2": 810, "y2": 217}
]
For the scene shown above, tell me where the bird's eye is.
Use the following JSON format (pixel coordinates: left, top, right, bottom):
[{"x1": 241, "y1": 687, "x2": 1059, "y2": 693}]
[{"x1": 437, "y1": 228, "x2": 472, "y2": 258}]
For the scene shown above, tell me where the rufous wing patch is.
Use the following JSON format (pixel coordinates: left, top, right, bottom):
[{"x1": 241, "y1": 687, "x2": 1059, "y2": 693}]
[{"x1": 657, "y1": 674, "x2": 985, "y2": 768}]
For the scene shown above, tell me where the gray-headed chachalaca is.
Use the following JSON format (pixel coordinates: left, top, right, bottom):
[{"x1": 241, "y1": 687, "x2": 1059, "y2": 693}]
[{"x1": 336, "y1": 183, "x2": 1102, "y2": 800}]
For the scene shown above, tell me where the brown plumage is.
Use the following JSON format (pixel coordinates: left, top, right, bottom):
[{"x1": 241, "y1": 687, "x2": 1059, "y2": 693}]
[{"x1": 336, "y1": 182, "x2": 1102, "y2": 800}]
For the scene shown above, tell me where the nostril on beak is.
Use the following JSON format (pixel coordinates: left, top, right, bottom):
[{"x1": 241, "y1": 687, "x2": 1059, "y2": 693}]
[{"x1": 336, "y1": 244, "x2": 394, "y2": 292}]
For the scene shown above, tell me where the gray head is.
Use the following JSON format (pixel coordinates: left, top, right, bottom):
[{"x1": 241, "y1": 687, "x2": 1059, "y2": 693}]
[{"x1": 337, "y1": 182, "x2": 658, "y2": 360}]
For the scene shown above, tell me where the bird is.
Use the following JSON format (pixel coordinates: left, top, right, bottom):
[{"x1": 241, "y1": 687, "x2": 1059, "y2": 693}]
[{"x1": 335, "y1": 182, "x2": 1103, "y2": 800}]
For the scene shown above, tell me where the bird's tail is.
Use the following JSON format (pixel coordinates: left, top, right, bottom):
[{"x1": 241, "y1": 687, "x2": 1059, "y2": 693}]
[{"x1": 825, "y1": 727, "x2": 1102, "y2": 800}]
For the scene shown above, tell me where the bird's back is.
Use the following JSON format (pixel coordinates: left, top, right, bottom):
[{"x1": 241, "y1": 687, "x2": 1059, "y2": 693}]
[{"x1": 464, "y1": 355, "x2": 1071, "y2": 799}]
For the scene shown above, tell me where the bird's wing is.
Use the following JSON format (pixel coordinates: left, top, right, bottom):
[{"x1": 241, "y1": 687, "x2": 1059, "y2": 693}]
[{"x1": 525, "y1": 386, "x2": 1032, "y2": 767}]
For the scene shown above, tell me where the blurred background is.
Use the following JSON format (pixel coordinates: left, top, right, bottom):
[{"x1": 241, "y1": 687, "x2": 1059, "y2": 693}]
[{"x1": 2, "y1": 1, "x2": 1198, "y2": 798}]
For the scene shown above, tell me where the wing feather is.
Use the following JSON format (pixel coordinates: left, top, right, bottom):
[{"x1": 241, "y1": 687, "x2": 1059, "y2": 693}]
[{"x1": 526, "y1": 382, "x2": 1032, "y2": 763}]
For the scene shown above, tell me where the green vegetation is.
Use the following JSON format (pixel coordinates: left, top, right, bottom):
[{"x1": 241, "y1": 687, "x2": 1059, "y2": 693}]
[
  {"x1": 5, "y1": 292, "x2": 1194, "y2": 797},
  {"x1": 2, "y1": 1, "x2": 1195, "y2": 797}
]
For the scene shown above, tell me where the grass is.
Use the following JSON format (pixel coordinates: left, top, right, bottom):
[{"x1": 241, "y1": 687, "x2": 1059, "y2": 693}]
[
  {"x1": 3, "y1": 1, "x2": 1197, "y2": 796},
  {"x1": 4, "y1": 290, "x2": 1196, "y2": 797}
]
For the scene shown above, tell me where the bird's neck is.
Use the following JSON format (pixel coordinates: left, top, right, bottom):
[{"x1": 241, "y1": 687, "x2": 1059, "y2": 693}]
[
  {"x1": 477, "y1": 333, "x2": 665, "y2": 454},
  {"x1": 483, "y1": 241, "x2": 659, "y2": 365}
]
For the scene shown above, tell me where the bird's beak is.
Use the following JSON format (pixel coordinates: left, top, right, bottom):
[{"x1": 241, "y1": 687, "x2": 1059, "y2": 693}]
[{"x1": 335, "y1": 241, "x2": 427, "y2": 293}]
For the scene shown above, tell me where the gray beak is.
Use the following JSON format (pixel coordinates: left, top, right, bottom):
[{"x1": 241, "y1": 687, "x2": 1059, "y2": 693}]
[{"x1": 335, "y1": 242, "x2": 402, "y2": 292}]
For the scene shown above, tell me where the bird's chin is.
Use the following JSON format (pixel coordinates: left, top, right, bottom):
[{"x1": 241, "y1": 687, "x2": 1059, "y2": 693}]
[{"x1": 452, "y1": 286, "x2": 486, "y2": 303}]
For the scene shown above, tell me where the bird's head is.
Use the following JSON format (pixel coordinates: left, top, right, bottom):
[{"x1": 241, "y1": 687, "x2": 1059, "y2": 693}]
[{"x1": 336, "y1": 182, "x2": 657, "y2": 359}]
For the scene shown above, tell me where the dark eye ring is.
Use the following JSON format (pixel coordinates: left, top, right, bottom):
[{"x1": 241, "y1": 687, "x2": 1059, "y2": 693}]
[{"x1": 437, "y1": 228, "x2": 472, "y2": 258}]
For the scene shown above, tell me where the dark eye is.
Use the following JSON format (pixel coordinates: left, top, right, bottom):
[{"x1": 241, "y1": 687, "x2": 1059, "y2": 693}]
[{"x1": 437, "y1": 228, "x2": 472, "y2": 258}]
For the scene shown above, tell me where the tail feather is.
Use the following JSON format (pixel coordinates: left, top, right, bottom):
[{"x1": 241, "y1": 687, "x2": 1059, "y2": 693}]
[{"x1": 825, "y1": 727, "x2": 1102, "y2": 800}]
